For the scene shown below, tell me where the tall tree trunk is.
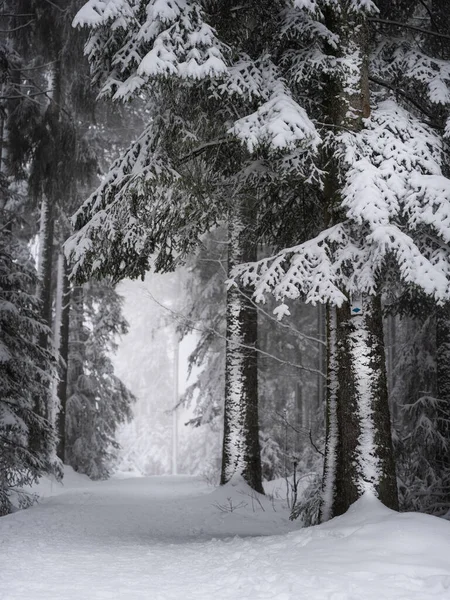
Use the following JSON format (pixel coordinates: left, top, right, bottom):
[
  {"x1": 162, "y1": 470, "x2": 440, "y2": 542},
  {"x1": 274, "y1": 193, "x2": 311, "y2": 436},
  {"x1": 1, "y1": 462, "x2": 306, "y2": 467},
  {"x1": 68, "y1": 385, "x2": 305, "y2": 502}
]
[
  {"x1": 55, "y1": 252, "x2": 71, "y2": 462},
  {"x1": 221, "y1": 194, "x2": 263, "y2": 493},
  {"x1": 65, "y1": 285, "x2": 85, "y2": 470},
  {"x1": 35, "y1": 56, "x2": 63, "y2": 420},
  {"x1": 29, "y1": 195, "x2": 56, "y2": 454},
  {"x1": 320, "y1": 306, "x2": 339, "y2": 521},
  {"x1": 37, "y1": 196, "x2": 55, "y2": 352},
  {"x1": 333, "y1": 296, "x2": 398, "y2": 515},
  {"x1": 320, "y1": 3, "x2": 398, "y2": 519},
  {"x1": 385, "y1": 314, "x2": 398, "y2": 423}
]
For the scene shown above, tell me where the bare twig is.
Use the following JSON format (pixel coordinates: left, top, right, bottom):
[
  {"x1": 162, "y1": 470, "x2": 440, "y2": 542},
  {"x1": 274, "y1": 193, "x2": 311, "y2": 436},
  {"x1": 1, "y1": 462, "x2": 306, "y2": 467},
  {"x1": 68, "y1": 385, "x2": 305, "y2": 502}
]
[
  {"x1": 309, "y1": 429, "x2": 324, "y2": 457},
  {"x1": 0, "y1": 89, "x2": 52, "y2": 100},
  {"x1": 178, "y1": 137, "x2": 232, "y2": 165},
  {"x1": 369, "y1": 17, "x2": 450, "y2": 41},
  {"x1": 0, "y1": 19, "x2": 35, "y2": 32},
  {"x1": 275, "y1": 409, "x2": 325, "y2": 456},
  {"x1": 11, "y1": 60, "x2": 59, "y2": 72},
  {"x1": 0, "y1": 13, "x2": 34, "y2": 17},
  {"x1": 213, "y1": 498, "x2": 247, "y2": 513},
  {"x1": 42, "y1": 0, "x2": 66, "y2": 12},
  {"x1": 142, "y1": 287, "x2": 326, "y2": 378}
]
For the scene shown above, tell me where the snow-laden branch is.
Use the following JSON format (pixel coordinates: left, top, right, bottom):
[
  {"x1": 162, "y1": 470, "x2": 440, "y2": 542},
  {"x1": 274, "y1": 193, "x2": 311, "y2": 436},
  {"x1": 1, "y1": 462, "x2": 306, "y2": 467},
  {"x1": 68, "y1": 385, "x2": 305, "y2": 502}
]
[
  {"x1": 230, "y1": 78, "x2": 320, "y2": 153},
  {"x1": 65, "y1": 120, "x2": 186, "y2": 281},
  {"x1": 75, "y1": 0, "x2": 228, "y2": 101},
  {"x1": 232, "y1": 100, "x2": 450, "y2": 312},
  {"x1": 373, "y1": 42, "x2": 450, "y2": 106}
]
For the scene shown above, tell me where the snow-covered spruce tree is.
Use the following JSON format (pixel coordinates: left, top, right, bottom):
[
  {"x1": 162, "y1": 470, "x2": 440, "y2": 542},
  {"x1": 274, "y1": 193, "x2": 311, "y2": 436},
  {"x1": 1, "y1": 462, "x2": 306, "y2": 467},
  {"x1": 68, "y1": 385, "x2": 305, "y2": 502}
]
[
  {"x1": 0, "y1": 36, "x2": 59, "y2": 514},
  {"x1": 387, "y1": 287, "x2": 450, "y2": 515},
  {"x1": 65, "y1": 281, "x2": 135, "y2": 478},
  {"x1": 435, "y1": 304, "x2": 450, "y2": 514},
  {"x1": 429, "y1": 0, "x2": 450, "y2": 518},
  {"x1": 11, "y1": 2, "x2": 141, "y2": 470},
  {"x1": 234, "y1": 0, "x2": 450, "y2": 518},
  {"x1": 180, "y1": 230, "x2": 226, "y2": 429},
  {"x1": 318, "y1": 1, "x2": 398, "y2": 518},
  {"x1": 0, "y1": 229, "x2": 59, "y2": 515},
  {"x1": 0, "y1": 88, "x2": 57, "y2": 510},
  {"x1": 4, "y1": 1, "x2": 99, "y2": 451},
  {"x1": 371, "y1": 0, "x2": 450, "y2": 516}
]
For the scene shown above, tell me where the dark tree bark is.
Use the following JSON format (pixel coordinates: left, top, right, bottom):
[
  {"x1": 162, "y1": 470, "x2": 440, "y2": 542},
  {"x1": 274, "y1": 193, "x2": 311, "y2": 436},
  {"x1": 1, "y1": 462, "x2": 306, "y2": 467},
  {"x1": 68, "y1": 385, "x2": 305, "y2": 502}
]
[
  {"x1": 221, "y1": 194, "x2": 264, "y2": 493},
  {"x1": 435, "y1": 304, "x2": 450, "y2": 508},
  {"x1": 37, "y1": 197, "x2": 55, "y2": 346},
  {"x1": 56, "y1": 253, "x2": 71, "y2": 462},
  {"x1": 65, "y1": 284, "x2": 85, "y2": 471}
]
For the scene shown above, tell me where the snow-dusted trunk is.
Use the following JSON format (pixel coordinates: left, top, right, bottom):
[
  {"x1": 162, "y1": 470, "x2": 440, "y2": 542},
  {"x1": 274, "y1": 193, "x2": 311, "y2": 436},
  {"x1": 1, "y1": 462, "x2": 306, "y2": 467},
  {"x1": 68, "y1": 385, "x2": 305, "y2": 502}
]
[
  {"x1": 31, "y1": 193, "x2": 56, "y2": 442},
  {"x1": 320, "y1": 4, "x2": 398, "y2": 518},
  {"x1": 320, "y1": 306, "x2": 339, "y2": 521},
  {"x1": 317, "y1": 304, "x2": 326, "y2": 411},
  {"x1": 35, "y1": 60, "x2": 62, "y2": 426},
  {"x1": 28, "y1": 195, "x2": 57, "y2": 458},
  {"x1": 55, "y1": 253, "x2": 71, "y2": 462},
  {"x1": 221, "y1": 195, "x2": 263, "y2": 493},
  {"x1": 334, "y1": 297, "x2": 397, "y2": 515},
  {"x1": 322, "y1": 299, "x2": 397, "y2": 519}
]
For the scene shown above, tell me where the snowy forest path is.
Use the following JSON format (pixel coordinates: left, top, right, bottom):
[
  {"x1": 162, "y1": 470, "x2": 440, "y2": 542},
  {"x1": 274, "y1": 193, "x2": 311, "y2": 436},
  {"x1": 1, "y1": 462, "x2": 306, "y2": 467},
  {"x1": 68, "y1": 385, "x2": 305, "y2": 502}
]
[
  {"x1": 0, "y1": 471, "x2": 298, "y2": 600},
  {"x1": 1, "y1": 471, "x2": 450, "y2": 600}
]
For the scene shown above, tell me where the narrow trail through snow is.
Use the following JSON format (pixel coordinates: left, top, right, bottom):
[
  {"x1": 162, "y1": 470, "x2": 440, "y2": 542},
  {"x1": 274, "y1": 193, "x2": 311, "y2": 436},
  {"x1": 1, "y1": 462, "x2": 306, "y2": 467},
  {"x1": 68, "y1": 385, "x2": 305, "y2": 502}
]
[{"x1": 1, "y1": 471, "x2": 450, "y2": 600}]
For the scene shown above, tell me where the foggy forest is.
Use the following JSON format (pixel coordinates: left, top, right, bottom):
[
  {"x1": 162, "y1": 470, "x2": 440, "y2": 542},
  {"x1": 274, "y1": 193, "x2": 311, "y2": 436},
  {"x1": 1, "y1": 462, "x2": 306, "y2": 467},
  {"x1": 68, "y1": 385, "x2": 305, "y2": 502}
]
[{"x1": 1, "y1": 1, "x2": 450, "y2": 599}]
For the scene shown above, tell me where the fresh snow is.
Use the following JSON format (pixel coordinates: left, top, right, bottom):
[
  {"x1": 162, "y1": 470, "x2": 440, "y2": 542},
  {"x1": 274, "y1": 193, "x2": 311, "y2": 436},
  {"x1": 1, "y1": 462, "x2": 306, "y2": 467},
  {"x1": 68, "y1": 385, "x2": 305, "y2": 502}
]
[{"x1": 1, "y1": 468, "x2": 450, "y2": 600}]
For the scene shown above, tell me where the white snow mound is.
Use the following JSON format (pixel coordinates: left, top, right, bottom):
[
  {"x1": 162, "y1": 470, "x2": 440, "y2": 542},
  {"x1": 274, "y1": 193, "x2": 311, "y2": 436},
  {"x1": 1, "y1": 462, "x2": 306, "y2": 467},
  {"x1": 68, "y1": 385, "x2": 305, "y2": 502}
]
[{"x1": 1, "y1": 476, "x2": 449, "y2": 600}]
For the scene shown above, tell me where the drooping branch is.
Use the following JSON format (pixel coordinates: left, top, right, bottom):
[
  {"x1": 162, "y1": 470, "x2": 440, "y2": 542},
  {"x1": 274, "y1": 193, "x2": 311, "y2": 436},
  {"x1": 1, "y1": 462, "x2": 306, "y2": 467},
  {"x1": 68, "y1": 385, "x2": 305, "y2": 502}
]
[{"x1": 369, "y1": 76, "x2": 438, "y2": 125}]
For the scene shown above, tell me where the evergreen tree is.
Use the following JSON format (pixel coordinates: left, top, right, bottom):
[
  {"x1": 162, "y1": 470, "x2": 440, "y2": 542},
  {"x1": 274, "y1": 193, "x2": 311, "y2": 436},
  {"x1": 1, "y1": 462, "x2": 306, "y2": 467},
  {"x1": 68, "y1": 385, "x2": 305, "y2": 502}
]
[
  {"x1": 1, "y1": 1, "x2": 136, "y2": 487},
  {"x1": 0, "y1": 22, "x2": 59, "y2": 515},
  {"x1": 65, "y1": 280, "x2": 135, "y2": 478},
  {"x1": 67, "y1": 0, "x2": 274, "y2": 492},
  {"x1": 234, "y1": 0, "x2": 450, "y2": 517},
  {"x1": 389, "y1": 303, "x2": 450, "y2": 516},
  {"x1": 0, "y1": 229, "x2": 58, "y2": 515}
]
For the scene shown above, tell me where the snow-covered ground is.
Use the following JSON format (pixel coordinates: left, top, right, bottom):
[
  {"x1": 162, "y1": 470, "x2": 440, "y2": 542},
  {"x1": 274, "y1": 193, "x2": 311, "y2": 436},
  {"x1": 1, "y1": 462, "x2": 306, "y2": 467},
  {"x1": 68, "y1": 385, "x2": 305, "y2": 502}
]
[{"x1": 1, "y1": 469, "x2": 450, "y2": 600}]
